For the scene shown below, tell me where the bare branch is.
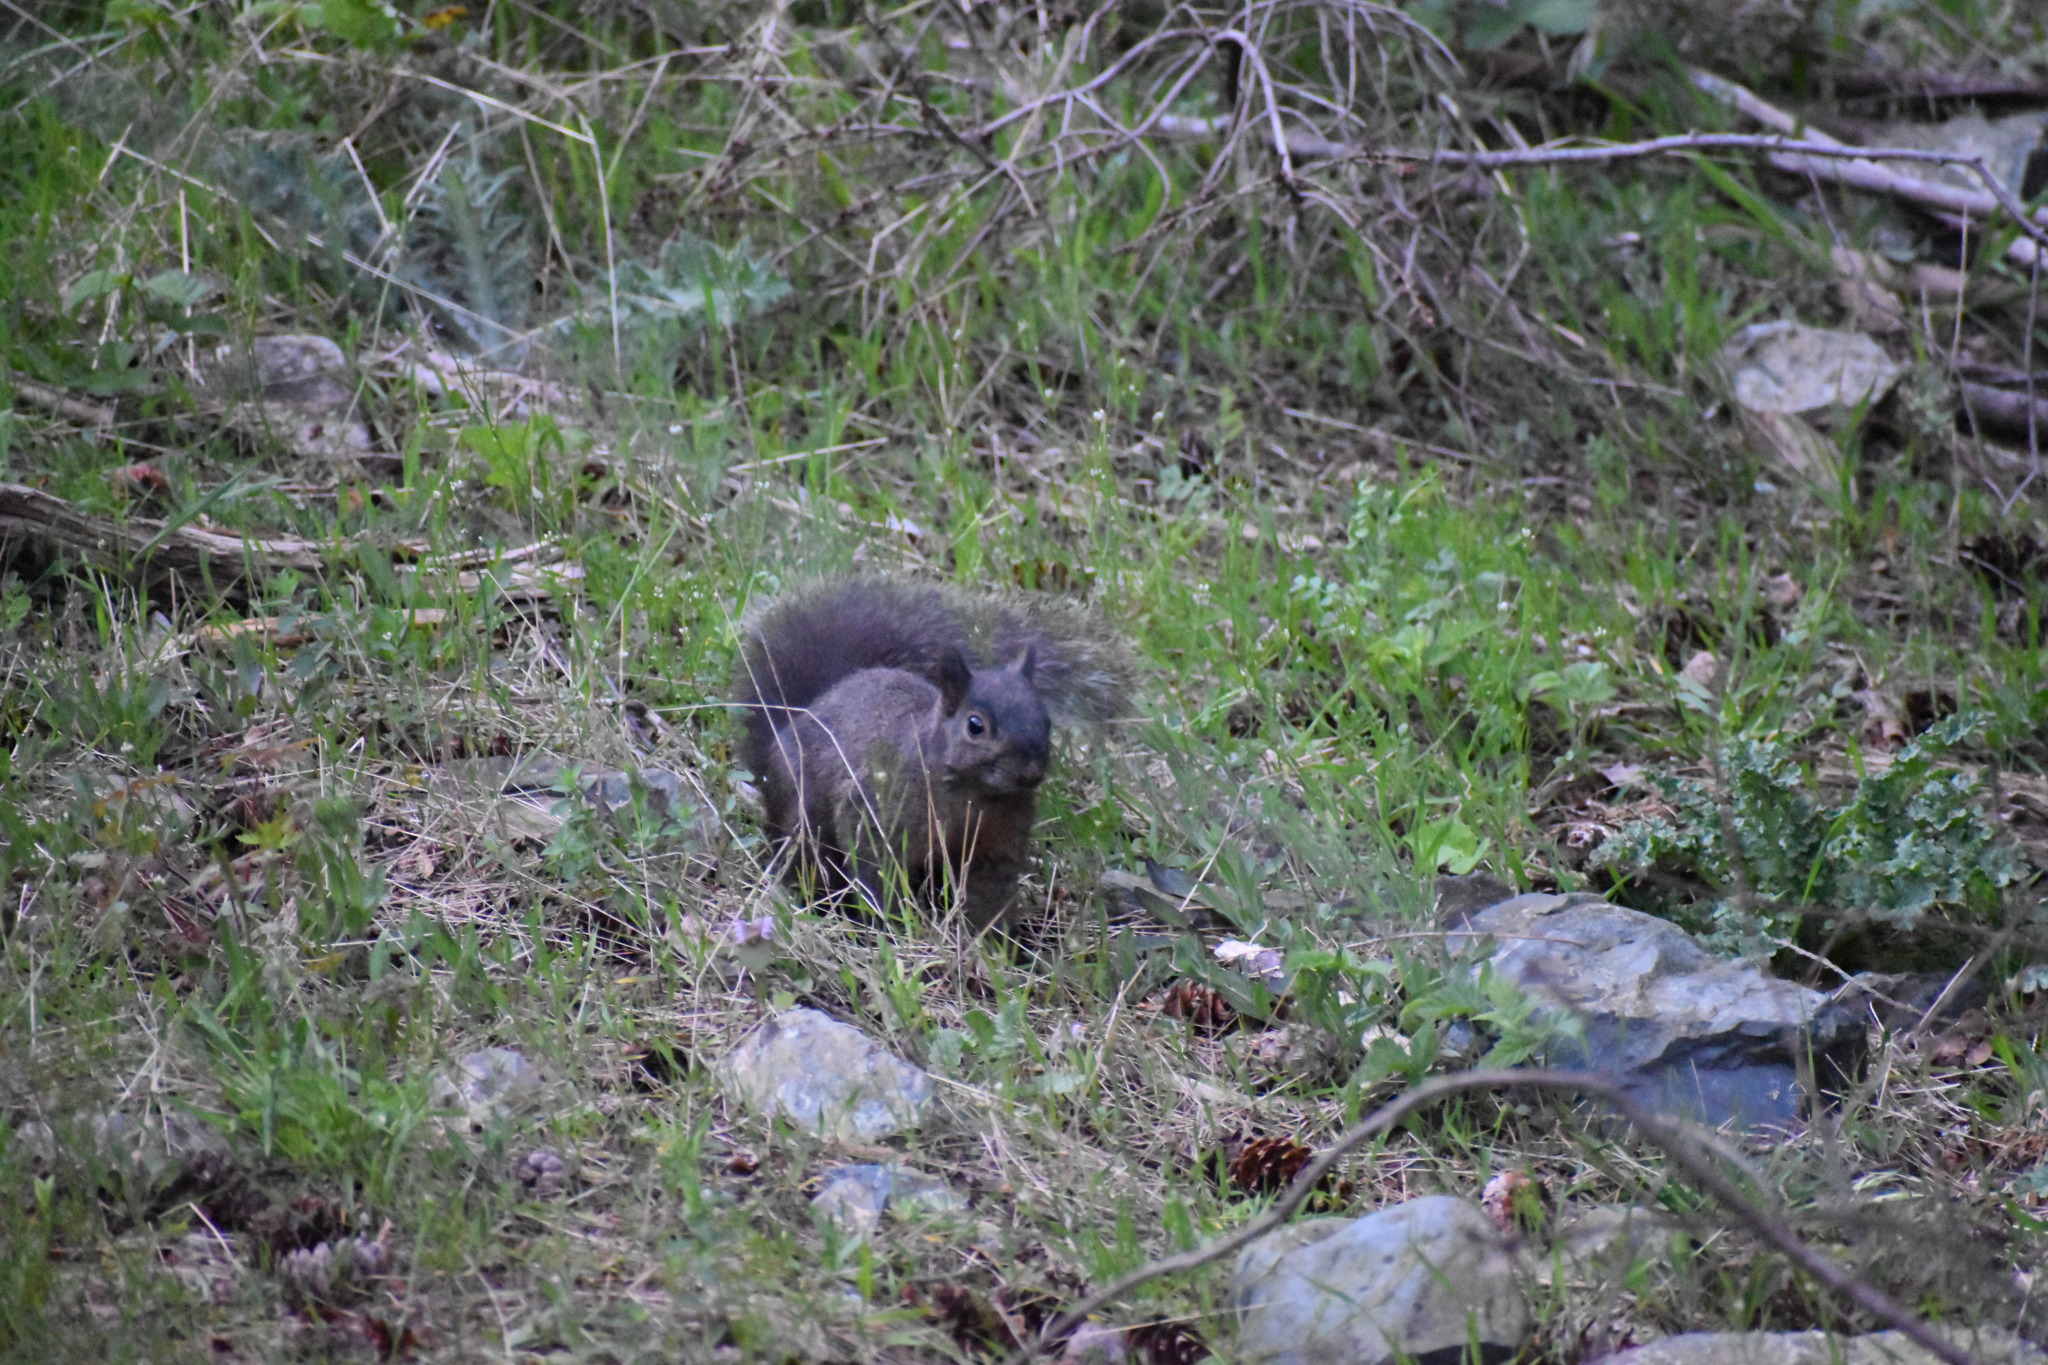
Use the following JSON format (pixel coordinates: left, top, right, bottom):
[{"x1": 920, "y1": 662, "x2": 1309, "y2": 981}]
[{"x1": 1003, "y1": 1069, "x2": 1987, "y2": 1365}]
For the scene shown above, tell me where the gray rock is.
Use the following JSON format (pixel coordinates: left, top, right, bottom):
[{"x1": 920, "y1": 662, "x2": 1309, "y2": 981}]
[
  {"x1": 1525, "y1": 1204, "x2": 1683, "y2": 1286},
  {"x1": 719, "y1": 1009, "x2": 933, "y2": 1143},
  {"x1": 1721, "y1": 322, "x2": 1903, "y2": 416},
  {"x1": 432, "y1": 1047, "x2": 545, "y2": 1134},
  {"x1": 209, "y1": 335, "x2": 379, "y2": 465},
  {"x1": 1870, "y1": 110, "x2": 2047, "y2": 197},
  {"x1": 579, "y1": 766, "x2": 694, "y2": 825},
  {"x1": 1233, "y1": 1195, "x2": 1528, "y2": 1365},
  {"x1": 811, "y1": 1162, "x2": 966, "y2": 1235},
  {"x1": 1059, "y1": 1322, "x2": 1132, "y2": 1364},
  {"x1": 1446, "y1": 892, "x2": 1867, "y2": 1133},
  {"x1": 1595, "y1": 1327, "x2": 2045, "y2": 1365},
  {"x1": 426, "y1": 756, "x2": 712, "y2": 848},
  {"x1": 23, "y1": 1107, "x2": 234, "y2": 1195}
]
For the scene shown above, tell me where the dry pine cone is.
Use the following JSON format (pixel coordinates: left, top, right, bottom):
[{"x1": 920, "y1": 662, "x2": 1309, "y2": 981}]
[
  {"x1": 1157, "y1": 980, "x2": 1236, "y2": 1032},
  {"x1": 1226, "y1": 1135, "x2": 1354, "y2": 1208}
]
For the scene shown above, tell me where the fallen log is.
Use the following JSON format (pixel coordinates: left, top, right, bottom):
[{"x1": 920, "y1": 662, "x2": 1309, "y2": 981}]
[
  {"x1": 0, "y1": 481, "x2": 329, "y2": 595},
  {"x1": 1960, "y1": 381, "x2": 2048, "y2": 448}
]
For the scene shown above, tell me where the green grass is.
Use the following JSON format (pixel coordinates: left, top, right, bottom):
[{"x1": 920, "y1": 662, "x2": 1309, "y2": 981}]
[{"x1": 1, "y1": 0, "x2": 2046, "y2": 1361}]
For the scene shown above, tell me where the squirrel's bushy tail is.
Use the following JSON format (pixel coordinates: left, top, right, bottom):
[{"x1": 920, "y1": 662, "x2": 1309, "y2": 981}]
[
  {"x1": 734, "y1": 575, "x2": 1135, "y2": 779},
  {"x1": 735, "y1": 578, "x2": 970, "y2": 779},
  {"x1": 975, "y1": 595, "x2": 1133, "y2": 727}
]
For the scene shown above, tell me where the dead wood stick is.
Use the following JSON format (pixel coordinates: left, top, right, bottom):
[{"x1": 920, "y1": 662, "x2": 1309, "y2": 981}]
[
  {"x1": 1689, "y1": 68, "x2": 2046, "y2": 267},
  {"x1": 1150, "y1": 76, "x2": 2048, "y2": 265},
  {"x1": 1960, "y1": 381, "x2": 2048, "y2": 449},
  {"x1": 0, "y1": 481, "x2": 328, "y2": 591},
  {"x1": 1830, "y1": 70, "x2": 2048, "y2": 107},
  {"x1": 4, "y1": 371, "x2": 115, "y2": 434},
  {"x1": 1004, "y1": 1068, "x2": 1985, "y2": 1365},
  {"x1": 183, "y1": 608, "x2": 452, "y2": 652}
]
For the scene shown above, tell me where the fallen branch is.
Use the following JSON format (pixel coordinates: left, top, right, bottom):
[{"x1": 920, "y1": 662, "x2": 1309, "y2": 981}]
[
  {"x1": 1148, "y1": 77, "x2": 2048, "y2": 267},
  {"x1": 0, "y1": 481, "x2": 328, "y2": 592},
  {"x1": 4, "y1": 370, "x2": 115, "y2": 435},
  {"x1": 1003, "y1": 1068, "x2": 1985, "y2": 1365},
  {"x1": 1830, "y1": 69, "x2": 2048, "y2": 108},
  {"x1": 184, "y1": 608, "x2": 452, "y2": 653},
  {"x1": 1689, "y1": 68, "x2": 2047, "y2": 268},
  {"x1": 1960, "y1": 381, "x2": 2048, "y2": 449}
]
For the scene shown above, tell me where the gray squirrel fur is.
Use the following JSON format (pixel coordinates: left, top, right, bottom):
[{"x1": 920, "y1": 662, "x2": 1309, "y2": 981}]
[{"x1": 734, "y1": 576, "x2": 1130, "y2": 931}]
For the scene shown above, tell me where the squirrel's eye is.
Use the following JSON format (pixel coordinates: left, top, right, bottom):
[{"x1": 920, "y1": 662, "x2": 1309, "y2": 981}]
[{"x1": 965, "y1": 714, "x2": 986, "y2": 737}]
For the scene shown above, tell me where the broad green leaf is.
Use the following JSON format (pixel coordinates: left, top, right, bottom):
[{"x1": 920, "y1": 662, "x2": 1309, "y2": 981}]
[
  {"x1": 64, "y1": 268, "x2": 123, "y2": 310},
  {"x1": 140, "y1": 269, "x2": 213, "y2": 307},
  {"x1": 1519, "y1": 0, "x2": 1599, "y2": 34}
]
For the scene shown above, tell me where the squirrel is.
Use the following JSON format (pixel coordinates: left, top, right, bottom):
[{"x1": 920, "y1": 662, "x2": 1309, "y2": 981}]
[{"x1": 734, "y1": 576, "x2": 1130, "y2": 932}]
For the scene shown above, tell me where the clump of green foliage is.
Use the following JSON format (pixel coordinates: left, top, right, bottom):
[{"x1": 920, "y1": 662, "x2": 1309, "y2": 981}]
[{"x1": 1595, "y1": 716, "x2": 2024, "y2": 955}]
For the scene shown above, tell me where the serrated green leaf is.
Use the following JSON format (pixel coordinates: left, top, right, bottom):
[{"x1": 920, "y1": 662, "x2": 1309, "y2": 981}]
[
  {"x1": 140, "y1": 269, "x2": 212, "y2": 308},
  {"x1": 64, "y1": 268, "x2": 123, "y2": 310}
]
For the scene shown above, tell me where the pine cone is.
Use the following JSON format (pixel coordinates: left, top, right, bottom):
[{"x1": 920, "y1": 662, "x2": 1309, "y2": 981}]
[
  {"x1": 1224, "y1": 1135, "x2": 1354, "y2": 1208},
  {"x1": 1158, "y1": 980, "x2": 1237, "y2": 1032},
  {"x1": 1228, "y1": 1135, "x2": 1314, "y2": 1194},
  {"x1": 918, "y1": 1282, "x2": 1017, "y2": 1354},
  {"x1": 1128, "y1": 1319, "x2": 1207, "y2": 1365}
]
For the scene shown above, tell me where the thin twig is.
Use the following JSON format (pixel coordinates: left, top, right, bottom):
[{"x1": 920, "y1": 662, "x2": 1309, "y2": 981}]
[
  {"x1": 1148, "y1": 90, "x2": 2048, "y2": 262},
  {"x1": 1003, "y1": 1068, "x2": 1985, "y2": 1365}
]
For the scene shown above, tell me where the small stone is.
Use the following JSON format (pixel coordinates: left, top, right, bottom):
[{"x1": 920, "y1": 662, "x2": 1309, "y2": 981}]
[
  {"x1": 33, "y1": 1107, "x2": 237, "y2": 1198},
  {"x1": 718, "y1": 1009, "x2": 933, "y2": 1143},
  {"x1": 811, "y1": 1165, "x2": 892, "y2": 1236},
  {"x1": 1678, "y1": 650, "x2": 1723, "y2": 691},
  {"x1": 1232, "y1": 1195, "x2": 1528, "y2": 1365},
  {"x1": 431, "y1": 1048, "x2": 544, "y2": 1134},
  {"x1": 811, "y1": 1163, "x2": 966, "y2": 1236},
  {"x1": 1059, "y1": 1322, "x2": 1131, "y2": 1364},
  {"x1": 210, "y1": 335, "x2": 378, "y2": 464},
  {"x1": 579, "y1": 766, "x2": 698, "y2": 827},
  {"x1": 1523, "y1": 1204, "x2": 1682, "y2": 1286},
  {"x1": 1720, "y1": 322, "x2": 1903, "y2": 416},
  {"x1": 888, "y1": 1167, "x2": 969, "y2": 1219}
]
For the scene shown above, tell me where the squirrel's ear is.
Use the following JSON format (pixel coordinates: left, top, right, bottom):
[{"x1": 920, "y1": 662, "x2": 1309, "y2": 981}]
[
  {"x1": 935, "y1": 649, "x2": 973, "y2": 713},
  {"x1": 1011, "y1": 643, "x2": 1038, "y2": 682}
]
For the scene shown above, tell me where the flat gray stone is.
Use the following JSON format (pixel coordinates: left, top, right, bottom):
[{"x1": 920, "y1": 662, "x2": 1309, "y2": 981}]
[
  {"x1": 1596, "y1": 1327, "x2": 2045, "y2": 1365},
  {"x1": 426, "y1": 758, "x2": 712, "y2": 849},
  {"x1": 1525, "y1": 1204, "x2": 1683, "y2": 1286},
  {"x1": 431, "y1": 1047, "x2": 545, "y2": 1135},
  {"x1": 719, "y1": 1008, "x2": 933, "y2": 1143},
  {"x1": 1232, "y1": 1195, "x2": 1528, "y2": 1365},
  {"x1": 209, "y1": 334, "x2": 378, "y2": 464},
  {"x1": 1447, "y1": 892, "x2": 1866, "y2": 1133},
  {"x1": 811, "y1": 1162, "x2": 966, "y2": 1235}
]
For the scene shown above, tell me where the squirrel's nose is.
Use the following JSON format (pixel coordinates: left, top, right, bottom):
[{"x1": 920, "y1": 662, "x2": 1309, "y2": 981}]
[{"x1": 1018, "y1": 759, "x2": 1045, "y2": 785}]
